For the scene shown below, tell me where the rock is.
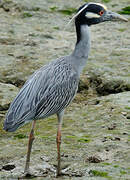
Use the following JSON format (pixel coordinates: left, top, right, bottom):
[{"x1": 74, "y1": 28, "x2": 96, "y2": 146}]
[
  {"x1": 2, "y1": 164, "x2": 15, "y2": 171},
  {"x1": 99, "y1": 91, "x2": 130, "y2": 107},
  {"x1": 78, "y1": 79, "x2": 89, "y2": 93},
  {"x1": 85, "y1": 156, "x2": 102, "y2": 163},
  {"x1": 87, "y1": 71, "x2": 130, "y2": 96},
  {"x1": 0, "y1": 83, "x2": 19, "y2": 111},
  {"x1": 108, "y1": 124, "x2": 116, "y2": 130}
]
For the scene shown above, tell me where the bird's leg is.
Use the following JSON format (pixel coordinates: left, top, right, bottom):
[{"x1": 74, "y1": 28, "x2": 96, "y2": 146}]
[
  {"x1": 24, "y1": 120, "x2": 36, "y2": 175},
  {"x1": 56, "y1": 122, "x2": 61, "y2": 176},
  {"x1": 56, "y1": 111, "x2": 64, "y2": 176}
]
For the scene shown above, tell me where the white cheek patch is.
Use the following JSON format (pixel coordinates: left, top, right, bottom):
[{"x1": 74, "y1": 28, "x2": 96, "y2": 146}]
[{"x1": 85, "y1": 12, "x2": 100, "y2": 18}]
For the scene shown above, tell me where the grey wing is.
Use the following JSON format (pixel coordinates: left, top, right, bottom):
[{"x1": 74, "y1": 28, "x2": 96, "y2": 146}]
[
  {"x1": 35, "y1": 70, "x2": 78, "y2": 119},
  {"x1": 4, "y1": 58, "x2": 79, "y2": 132},
  {"x1": 4, "y1": 65, "x2": 51, "y2": 131}
]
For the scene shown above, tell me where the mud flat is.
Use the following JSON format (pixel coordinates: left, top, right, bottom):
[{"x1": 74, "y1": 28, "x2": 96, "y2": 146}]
[{"x1": 0, "y1": 0, "x2": 130, "y2": 179}]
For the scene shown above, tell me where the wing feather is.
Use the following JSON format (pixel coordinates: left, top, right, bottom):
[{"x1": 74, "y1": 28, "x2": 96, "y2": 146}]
[{"x1": 4, "y1": 57, "x2": 79, "y2": 131}]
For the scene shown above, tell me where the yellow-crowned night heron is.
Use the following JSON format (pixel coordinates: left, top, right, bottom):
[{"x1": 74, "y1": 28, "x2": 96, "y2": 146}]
[{"x1": 3, "y1": 2, "x2": 127, "y2": 176}]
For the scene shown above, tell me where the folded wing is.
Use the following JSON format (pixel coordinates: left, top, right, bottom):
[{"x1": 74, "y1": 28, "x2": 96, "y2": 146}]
[{"x1": 4, "y1": 58, "x2": 79, "y2": 132}]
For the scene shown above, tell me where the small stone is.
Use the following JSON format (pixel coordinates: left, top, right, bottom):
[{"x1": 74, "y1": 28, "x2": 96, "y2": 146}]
[
  {"x1": 126, "y1": 115, "x2": 130, "y2": 119},
  {"x1": 108, "y1": 124, "x2": 116, "y2": 130},
  {"x1": 85, "y1": 156, "x2": 102, "y2": 163},
  {"x1": 40, "y1": 156, "x2": 49, "y2": 162},
  {"x1": 114, "y1": 137, "x2": 121, "y2": 141},
  {"x1": 61, "y1": 153, "x2": 69, "y2": 157},
  {"x1": 121, "y1": 112, "x2": 127, "y2": 116},
  {"x1": 123, "y1": 132, "x2": 128, "y2": 135},
  {"x1": 8, "y1": 53, "x2": 14, "y2": 56}
]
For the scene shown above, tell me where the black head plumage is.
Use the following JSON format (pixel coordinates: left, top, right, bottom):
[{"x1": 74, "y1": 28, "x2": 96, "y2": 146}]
[{"x1": 75, "y1": 3, "x2": 107, "y2": 26}]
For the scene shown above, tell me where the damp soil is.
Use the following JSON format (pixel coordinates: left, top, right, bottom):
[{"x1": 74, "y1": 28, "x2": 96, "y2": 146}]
[{"x1": 0, "y1": 0, "x2": 130, "y2": 179}]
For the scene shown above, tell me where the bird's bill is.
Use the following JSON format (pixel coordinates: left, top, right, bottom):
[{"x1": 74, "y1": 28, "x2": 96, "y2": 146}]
[{"x1": 103, "y1": 11, "x2": 128, "y2": 22}]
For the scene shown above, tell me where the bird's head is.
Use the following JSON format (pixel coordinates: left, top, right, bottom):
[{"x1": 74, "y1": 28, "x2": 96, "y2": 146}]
[{"x1": 75, "y1": 2, "x2": 128, "y2": 26}]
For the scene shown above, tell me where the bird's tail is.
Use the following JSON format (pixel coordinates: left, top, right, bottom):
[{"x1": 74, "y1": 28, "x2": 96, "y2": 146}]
[{"x1": 3, "y1": 119, "x2": 25, "y2": 132}]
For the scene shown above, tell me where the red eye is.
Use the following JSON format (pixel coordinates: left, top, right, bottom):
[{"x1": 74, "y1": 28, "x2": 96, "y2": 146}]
[{"x1": 99, "y1": 10, "x2": 104, "y2": 16}]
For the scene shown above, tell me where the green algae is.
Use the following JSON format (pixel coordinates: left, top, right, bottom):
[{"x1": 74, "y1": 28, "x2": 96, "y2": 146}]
[
  {"x1": 113, "y1": 165, "x2": 119, "y2": 168},
  {"x1": 22, "y1": 12, "x2": 33, "y2": 18},
  {"x1": 65, "y1": 135, "x2": 91, "y2": 143},
  {"x1": 77, "y1": 137, "x2": 90, "y2": 143},
  {"x1": 58, "y1": 8, "x2": 77, "y2": 15},
  {"x1": 84, "y1": 0, "x2": 89, "y2": 2},
  {"x1": 53, "y1": 26, "x2": 60, "y2": 30},
  {"x1": 13, "y1": 133, "x2": 27, "y2": 139},
  {"x1": 89, "y1": 170, "x2": 109, "y2": 177},
  {"x1": 119, "y1": 6, "x2": 130, "y2": 15},
  {"x1": 102, "y1": 0, "x2": 111, "y2": 3},
  {"x1": 102, "y1": 162, "x2": 111, "y2": 166},
  {"x1": 118, "y1": 28, "x2": 126, "y2": 32},
  {"x1": 50, "y1": 6, "x2": 77, "y2": 15},
  {"x1": 50, "y1": 6, "x2": 58, "y2": 12},
  {"x1": 120, "y1": 170, "x2": 127, "y2": 175},
  {"x1": 125, "y1": 106, "x2": 130, "y2": 110}
]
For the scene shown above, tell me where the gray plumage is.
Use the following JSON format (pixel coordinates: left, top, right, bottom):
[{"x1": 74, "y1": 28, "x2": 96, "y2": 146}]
[
  {"x1": 4, "y1": 57, "x2": 78, "y2": 131},
  {"x1": 4, "y1": 22, "x2": 91, "y2": 132}
]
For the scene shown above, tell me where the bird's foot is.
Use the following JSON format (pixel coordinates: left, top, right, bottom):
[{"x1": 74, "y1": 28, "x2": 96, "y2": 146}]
[
  {"x1": 56, "y1": 164, "x2": 70, "y2": 177},
  {"x1": 56, "y1": 170, "x2": 61, "y2": 177},
  {"x1": 20, "y1": 169, "x2": 36, "y2": 178}
]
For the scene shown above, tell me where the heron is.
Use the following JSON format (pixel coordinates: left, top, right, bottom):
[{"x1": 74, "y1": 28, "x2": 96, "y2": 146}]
[{"x1": 3, "y1": 2, "x2": 127, "y2": 176}]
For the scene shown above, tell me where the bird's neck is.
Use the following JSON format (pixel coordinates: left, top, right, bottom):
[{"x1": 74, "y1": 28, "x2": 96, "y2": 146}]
[
  {"x1": 71, "y1": 24, "x2": 91, "y2": 75},
  {"x1": 73, "y1": 24, "x2": 90, "y2": 58}
]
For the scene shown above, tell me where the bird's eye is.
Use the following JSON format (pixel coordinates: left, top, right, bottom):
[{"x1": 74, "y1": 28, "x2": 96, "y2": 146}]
[{"x1": 99, "y1": 10, "x2": 104, "y2": 16}]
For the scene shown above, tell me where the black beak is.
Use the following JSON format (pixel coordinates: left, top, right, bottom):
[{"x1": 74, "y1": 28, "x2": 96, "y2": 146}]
[{"x1": 103, "y1": 11, "x2": 128, "y2": 22}]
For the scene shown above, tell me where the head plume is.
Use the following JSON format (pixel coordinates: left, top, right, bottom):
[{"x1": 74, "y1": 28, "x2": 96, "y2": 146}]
[{"x1": 64, "y1": 2, "x2": 107, "y2": 29}]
